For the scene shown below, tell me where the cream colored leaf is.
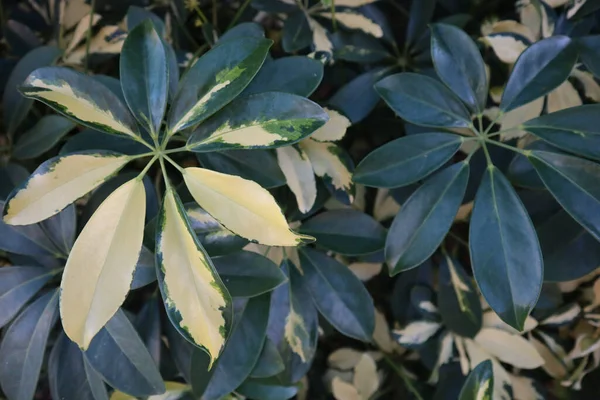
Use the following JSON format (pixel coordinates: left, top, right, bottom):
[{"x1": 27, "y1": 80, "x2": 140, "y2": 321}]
[
  {"x1": 540, "y1": 303, "x2": 581, "y2": 326},
  {"x1": 395, "y1": 321, "x2": 441, "y2": 346},
  {"x1": 349, "y1": 262, "x2": 382, "y2": 281},
  {"x1": 183, "y1": 167, "x2": 310, "y2": 246},
  {"x1": 332, "y1": 376, "x2": 360, "y2": 400},
  {"x1": 64, "y1": 26, "x2": 126, "y2": 65},
  {"x1": 284, "y1": 301, "x2": 312, "y2": 362},
  {"x1": 428, "y1": 333, "x2": 454, "y2": 384},
  {"x1": 62, "y1": 0, "x2": 92, "y2": 29},
  {"x1": 569, "y1": 334, "x2": 600, "y2": 359},
  {"x1": 464, "y1": 339, "x2": 512, "y2": 400},
  {"x1": 300, "y1": 139, "x2": 354, "y2": 199},
  {"x1": 353, "y1": 353, "x2": 379, "y2": 400},
  {"x1": 547, "y1": 80, "x2": 582, "y2": 113},
  {"x1": 374, "y1": 189, "x2": 400, "y2": 221},
  {"x1": 474, "y1": 328, "x2": 544, "y2": 369},
  {"x1": 276, "y1": 146, "x2": 317, "y2": 213},
  {"x1": 518, "y1": 2, "x2": 542, "y2": 40},
  {"x1": 455, "y1": 336, "x2": 470, "y2": 375},
  {"x1": 60, "y1": 178, "x2": 145, "y2": 349},
  {"x1": 567, "y1": 0, "x2": 588, "y2": 19},
  {"x1": 65, "y1": 13, "x2": 102, "y2": 54},
  {"x1": 329, "y1": 348, "x2": 364, "y2": 370},
  {"x1": 528, "y1": 334, "x2": 569, "y2": 379},
  {"x1": 571, "y1": 69, "x2": 600, "y2": 102},
  {"x1": 510, "y1": 375, "x2": 544, "y2": 400},
  {"x1": 319, "y1": 11, "x2": 383, "y2": 38},
  {"x1": 308, "y1": 18, "x2": 333, "y2": 54},
  {"x1": 3, "y1": 153, "x2": 130, "y2": 225},
  {"x1": 498, "y1": 96, "x2": 544, "y2": 140},
  {"x1": 156, "y1": 189, "x2": 231, "y2": 367},
  {"x1": 489, "y1": 20, "x2": 536, "y2": 42},
  {"x1": 310, "y1": 108, "x2": 351, "y2": 142},
  {"x1": 482, "y1": 34, "x2": 528, "y2": 64},
  {"x1": 373, "y1": 309, "x2": 394, "y2": 353},
  {"x1": 482, "y1": 311, "x2": 538, "y2": 334}
]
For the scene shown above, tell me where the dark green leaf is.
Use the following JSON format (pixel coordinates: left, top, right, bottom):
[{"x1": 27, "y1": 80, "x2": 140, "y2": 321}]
[
  {"x1": 282, "y1": 12, "x2": 312, "y2": 53},
  {"x1": 164, "y1": 42, "x2": 179, "y2": 102},
  {"x1": 0, "y1": 290, "x2": 58, "y2": 400},
  {"x1": 12, "y1": 115, "x2": 75, "y2": 159},
  {"x1": 459, "y1": 360, "x2": 493, "y2": 400},
  {"x1": 0, "y1": 266, "x2": 55, "y2": 328},
  {"x1": 48, "y1": 334, "x2": 108, "y2": 400},
  {"x1": 299, "y1": 209, "x2": 386, "y2": 255},
  {"x1": 93, "y1": 75, "x2": 126, "y2": 102},
  {"x1": 406, "y1": 0, "x2": 436, "y2": 46},
  {"x1": 0, "y1": 164, "x2": 29, "y2": 201},
  {"x1": 386, "y1": 163, "x2": 469, "y2": 275},
  {"x1": 438, "y1": 255, "x2": 482, "y2": 338},
  {"x1": 507, "y1": 141, "x2": 560, "y2": 189},
  {"x1": 220, "y1": 22, "x2": 265, "y2": 42},
  {"x1": 430, "y1": 24, "x2": 487, "y2": 113},
  {"x1": 126, "y1": 6, "x2": 166, "y2": 37},
  {"x1": 197, "y1": 149, "x2": 285, "y2": 189},
  {"x1": 164, "y1": 320, "x2": 194, "y2": 383},
  {"x1": 40, "y1": 204, "x2": 76, "y2": 256},
  {"x1": 500, "y1": 36, "x2": 577, "y2": 112},
  {"x1": 168, "y1": 37, "x2": 272, "y2": 133},
  {"x1": 578, "y1": 35, "x2": 600, "y2": 77},
  {"x1": 522, "y1": 104, "x2": 600, "y2": 161},
  {"x1": 60, "y1": 128, "x2": 148, "y2": 155},
  {"x1": 84, "y1": 309, "x2": 165, "y2": 396},
  {"x1": 187, "y1": 92, "x2": 328, "y2": 151},
  {"x1": 354, "y1": 133, "x2": 463, "y2": 188},
  {"x1": 529, "y1": 150, "x2": 600, "y2": 241},
  {"x1": 470, "y1": 167, "x2": 542, "y2": 330},
  {"x1": 252, "y1": 0, "x2": 299, "y2": 12},
  {"x1": 120, "y1": 20, "x2": 168, "y2": 134},
  {"x1": 331, "y1": 31, "x2": 391, "y2": 64},
  {"x1": 376, "y1": 73, "x2": 472, "y2": 128},
  {"x1": 242, "y1": 56, "x2": 324, "y2": 97},
  {"x1": 237, "y1": 378, "x2": 298, "y2": 400},
  {"x1": 329, "y1": 68, "x2": 387, "y2": 124},
  {"x1": 135, "y1": 295, "x2": 161, "y2": 365},
  {"x1": 3, "y1": 46, "x2": 61, "y2": 135},
  {"x1": 250, "y1": 338, "x2": 285, "y2": 378},
  {"x1": 299, "y1": 248, "x2": 375, "y2": 341},
  {"x1": 213, "y1": 251, "x2": 287, "y2": 297},
  {"x1": 131, "y1": 246, "x2": 157, "y2": 289},
  {"x1": 200, "y1": 294, "x2": 271, "y2": 400}
]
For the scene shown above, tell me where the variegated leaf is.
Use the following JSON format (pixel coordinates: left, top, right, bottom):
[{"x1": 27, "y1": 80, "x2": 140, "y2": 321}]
[
  {"x1": 571, "y1": 68, "x2": 600, "y2": 102},
  {"x1": 187, "y1": 92, "x2": 328, "y2": 151},
  {"x1": 547, "y1": 80, "x2": 582, "y2": 113},
  {"x1": 482, "y1": 34, "x2": 530, "y2": 64},
  {"x1": 156, "y1": 188, "x2": 232, "y2": 367},
  {"x1": 183, "y1": 167, "x2": 312, "y2": 247},
  {"x1": 60, "y1": 178, "x2": 146, "y2": 349},
  {"x1": 276, "y1": 146, "x2": 317, "y2": 213},
  {"x1": 394, "y1": 321, "x2": 441, "y2": 347},
  {"x1": 308, "y1": 18, "x2": 334, "y2": 54},
  {"x1": 3, "y1": 152, "x2": 130, "y2": 225},
  {"x1": 319, "y1": 11, "x2": 383, "y2": 38},
  {"x1": 20, "y1": 67, "x2": 139, "y2": 138},
  {"x1": 310, "y1": 108, "x2": 351, "y2": 142},
  {"x1": 474, "y1": 328, "x2": 544, "y2": 369}
]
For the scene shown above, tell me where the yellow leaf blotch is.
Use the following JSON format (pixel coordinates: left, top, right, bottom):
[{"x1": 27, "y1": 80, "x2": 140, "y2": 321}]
[
  {"x1": 158, "y1": 189, "x2": 229, "y2": 366},
  {"x1": 4, "y1": 153, "x2": 130, "y2": 225},
  {"x1": 201, "y1": 120, "x2": 288, "y2": 147},
  {"x1": 171, "y1": 81, "x2": 232, "y2": 134},
  {"x1": 310, "y1": 108, "x2": 351, "y2": 142},
  {"x1": 284, "y1": 308, "x2": 311, "y2": 362},
  {"x1": 276, "y1": 146, "x2": 317, "y2": 213},
  {"x1": 183, "y1": 167, "x2": 311, "y2": 246},
  {"x1": 320, "y1": 12, "x2": 383, "y2": 38},
  {"x1": 25, "y1": 77, "x2": 136, "y2": 137},
  {"x1": 300, "y1": 140, "x2": 354, "y2": 197},
  {"x1": 60, "y1": 178, "x2": 146, "y2": 349}
]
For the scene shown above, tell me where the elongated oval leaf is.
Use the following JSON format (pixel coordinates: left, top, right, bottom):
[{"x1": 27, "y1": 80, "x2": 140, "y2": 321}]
[
  {"x1": 60, "y1": 178, "x2": 146, "y2": 349},
  {"x1": 375, "y1": 73, "x2": 472, "y2": 128},
  {"x1": 13, "y1": 114, "x2": 75, "y2": 160},
  {"x1": 529, "y1": 150, "x2": 600, "y2": 241},
  {"x1": 354, "y1": 133, "x2": 463, "y2": 188},
  {"x1": 0, "y1": 290, "x2": 58, "y2": 400},
  {"x1": 20, "y1": 67, "x2": 140, "y2": 138},
  {"x1": 250, "y1": 339, "x2": 285, "y2": 378},
  {"x1": 183, "y1": 167, "x2": 311, "y2": 246},
  {"x1": 120, "y1": 20, "x2": 167, "y2": 134},
  {"x1": 299, "y1": 248, "x2": 375, "y2": 341},
  {"x1": 386, "y1": 163, "x2": 469, "y2": 275},
  {"x1": 500, "y1": 36, "x2": 577, "y2": 112},
  {"x1": 299, "y1": 209, "x2": 387, "y2": 255},
  {"x1": 84, "y1": 309, "x2": 164, "y2": 396},
  {"x1": 168, "y1": 37, "x2": 272, "y2": 134},
  {"x1": 3, "y1": 152, "x2": 130, "y2": 225},
  {"x1": 187, "y1": 92, "x2": 328, "y2": 152},
  {"x1": 156, "y1": 188, "x2": 232, "y2": 367},
  {"x1": 522, "y1": 104, "x2": 600, "y2": 161},
  {"x1": 430, "y1": 24, "x2": 488, "y2": 113},
  {"x1": 578, "y1": 35, "x2": 600, "y2": 77},
  {"x1": 276, "y1": 145, "x2": 317, "y2": 213},
  {"x1": 459, "y1": 360, "x2": 493, "y2": 400},
  {"x1": 213, "y1": 251, "x2": 287, "y2": 297},
  {"x1": 0, "y1": 207, "x2": 62, "y2": 259},
  {"x1": 0, "y1": 267, "x2": 55, "y2": 328},
  {"x1": 469, "y1": 167, "x2": 542, "y2": 330}
]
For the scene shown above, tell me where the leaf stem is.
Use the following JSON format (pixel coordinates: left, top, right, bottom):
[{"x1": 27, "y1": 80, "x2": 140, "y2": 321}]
[
  {"x1": 485, "y1": 126, "x2": 519, "y2": 139},
  {"x1": 164, "y1": 145, "x2": 189, "y2": 155},
  {"x1": 227, "y1": 0, "x2": 252, "y2": 30},
  {"x1": 137, "y1": 155, "x2": 158, "y2": 179},
  {"x1": 163, "y1": 154, "x2": 185, "y2": 173},
  {"x1": 159, "y1": 156, "x2": 171, "y2": 189},
  {"x1": 382, "y1": 354, "x2": 424, "y2": 400},
  {"x1": 84, "y1": 0, "x2": 97, "y2": 74},
  {"x1": 129, "y1": 151, "x2": 156, "y2": 160},
  {"x1": 482, "y1": 111, "x2": 504, "y2": 136},
  {"x1": 483, "y1": 138, "x2": 527, "y2": 156}
]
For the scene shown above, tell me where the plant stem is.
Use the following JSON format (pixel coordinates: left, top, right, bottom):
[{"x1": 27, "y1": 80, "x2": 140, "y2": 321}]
[
  {"x1": 382, "y1": 355, "x2": 424, "y2": 400},
  {"x1": 129, "y1": 151, "x2": 156, "y2": 160},
  {"x1": 163, "y1": 154, "x2": 185, "y2": 173},
  {"x1": 164, "y1": 145, "x2": 189, "y2": 155},
  {"x1": 137, "y1": 155, "x2": 158, "y2": 179},
  {"x1": 485, "y1": 126, "x2": 519, "y2": 139},
  {"x1": 482, "y1": 111, "x2": 504, "y2": 136},
  {"x1": 227, "y1": 0, "x2": 252, "y2": 30},
  {"x1": 481, "y1": 142, "x2": 493, "y2": 166},
  {"x1": 483, "y1": 138, "x2": 527, "y2": 155},
  {"x1": 159, "y1": 156, "x2": 171, "y2": 189},
  {"x1": 84, "y1": 0, "x2": 97, "y2": 74}
]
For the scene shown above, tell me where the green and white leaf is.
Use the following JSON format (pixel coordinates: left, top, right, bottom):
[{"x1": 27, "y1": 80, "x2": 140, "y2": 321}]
[{"x1": 276, "y1": 146, "x2": 317, "y2": 213}]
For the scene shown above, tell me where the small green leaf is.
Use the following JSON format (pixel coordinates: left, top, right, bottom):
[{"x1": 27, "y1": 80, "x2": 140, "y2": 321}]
[
  {"x1": 529, "y1": 150, "x2": 600, "y2": 241},
  {"x1": 386, "y1": 163, "x2": 469, "y2": 275},
  {"x1": 13, "y1": 115, "x2": 75, "y2": 160},
  {"x1": 375, "y1": 73, "x2": 472, "y2": 128},
  {"x1": 299, "y1": 209, "x2": 387, "y2": 255},
  {"x1": 522, "y1": 104, "x2": 600, "y2": 161},
  {"x1": 431, "y1": 23, "x2": 488, "y2": 113},
  {"x1": 459, "y1": 360, "x2": 494, "y2": 400},
  {"x1": 282, "y1": 12, "x2": 312, "y2": 53},
  {"x1": 353, "y1": 132, "x2": 463, "y2": 188},
  {"x1": 500, "y1": 36, "x2": 577, "y2": 112},
  {"x1": 120, "y1": 20, "x2": 168, "y2": 134},
  {"x1": 168, "y1": 37, "x2": 272, "y2": 134},
  {"x1": 187, "y1": 92, "x2": 328, "y2": 152},
  {"x1": 406, "y1": 0, "x2": 435, "y2": 46},
  {"x1": 299, "y1": 248, "x2": 375, "y2": 342},
  {"x1": 470, "y1": 167, "x2": 542, "y2": 330}
]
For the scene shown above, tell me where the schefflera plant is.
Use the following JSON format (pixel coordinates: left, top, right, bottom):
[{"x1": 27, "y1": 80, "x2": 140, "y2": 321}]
[{"x1": 1, "y1": 20, "x2": 328, "y2": 366}]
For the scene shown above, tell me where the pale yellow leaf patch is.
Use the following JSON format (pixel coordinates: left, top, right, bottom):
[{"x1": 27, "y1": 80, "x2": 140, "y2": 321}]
[
  {"x1": 474, "y1": 328, "x2": 544, "y2": 369},
  {"x1": 63, "y1": 26, "x2": 126, "y2": 65},
  {"x1": 60, "y1": 178, "x2": 145, "y2": 349},
  {"x1": 65, "y1": 13, "x2": 102, "y2": 54},
  {"x1": 62, "y1": 0, "x2": 92, "y2": 29},
  {"x1": 284, "y1": 306, "x2": 311, "y2": 362},
  {"x1": 319, "y1": 12, "x2": 383, "y2": 38},
  {"x1": 23, "y1": 75, "x2": 135, "y2": 136},
  {"x1": 348, "y1": 262, "x2": 382, "y2": 282},
  {"x1": 463, "y1": 339, "x2": 512, "y2": 400},
  {"x1": 328, "y1": 348, "x2": 364, "y2": 370},
  {"x1": 541, "y1": 303, "x2": 581, "y2": 325},
  {"x1": 482, "y1": 35, "x2": 528, "y2": 64},
  {"x1": 395, "y1": 321, "x2": 441, "y2": 346},
  {"x1": 567, "y1": 0, "x2": 588, "y2": 19},
  {"x1": 276, "y1": 146, "x2": 317, "y2": 213},
  {"x1": 183, "y1": 167, "x2": 310, "y2": 246},
  {"x1": 308, "y1": 18, "x2": 333, "y2": 54},
  {"x1": 300, "y1": 139, "x2": 353, "y2": 197},
  {"x1": 528, "y1": 334, "x2": 569, "y2": 379},
  {"x1": 171, "y1": 81, "x2": 231, "y2": 134},
  {"x1": 547, "y1": 80, "x2": 582, "y2": 113},
  {"x1": 373, "y1": 309, "x2": 394, "y2": 353},
  {"x1": 310, "y1": 108, "x2": 351, "y2": 142},
  {"x1": 428, "y1": 333, "x2": 454, "y2": 384},
  {"x1": 4, "y1": 153, "x2": 130, "y2": 225},
  {"x1": 488, "y1": 20, "x2": 536, "y2": 42},
  {"x1": 510, "y1": 375, "x2": 544, "y2": 400},
  {"x1": 482, "y1": 310, "x2": 538, "y2": 334},
  {"x1": 476, "y1": 378, "x2": 492, "y2": 400},
  {"x1": 373, "y1": 189, "x2": 400, "y2": 222},
  {"x1": 353, "y1": 353, "x2": 379, "y2": 399},
  {"x1": 495, "y1": 96, "x2": 544, "y2": 141},
  {"x1": 332, "y1": 376, "x2": 360, "y2": 400},
  {"x1": 571, "y1": 69, "x2": 600, "y2": 102}
]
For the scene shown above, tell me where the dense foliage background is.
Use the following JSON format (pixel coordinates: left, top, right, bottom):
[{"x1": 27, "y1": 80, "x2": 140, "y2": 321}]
[{"x1": 2, "y1": 0, "x2": 600, "y2": 399}]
